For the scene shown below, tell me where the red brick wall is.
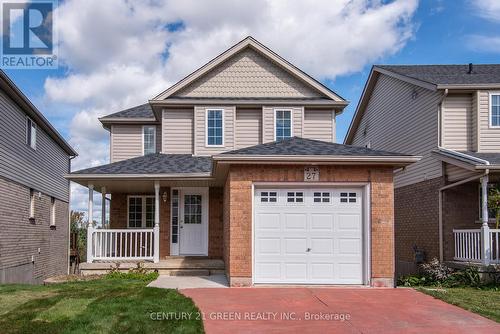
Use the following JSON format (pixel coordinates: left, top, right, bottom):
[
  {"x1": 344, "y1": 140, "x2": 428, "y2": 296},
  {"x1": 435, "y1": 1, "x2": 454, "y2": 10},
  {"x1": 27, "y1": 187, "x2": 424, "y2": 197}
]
[
  {"x1": 394, "y1": 177, "x2": 442, "y2": 275},
  {"x1": 223, "y1": 164, "x2": 395, "y2": 287},
  {"x1": 209, "y1": 187, "x2": 223, "y2": 258}
]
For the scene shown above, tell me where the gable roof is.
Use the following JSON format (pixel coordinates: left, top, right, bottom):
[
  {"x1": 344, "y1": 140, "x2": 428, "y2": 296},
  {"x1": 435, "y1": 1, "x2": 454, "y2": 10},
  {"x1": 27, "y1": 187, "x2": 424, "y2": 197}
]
[
  {"x1": 0, "y1": 70, "x2": 77, "y2": 156},
  {"x1": 344, "y1": 63, "x2": 500, "y2": 145},
  {"x1": 71, "y1": 153, "x2": 212, "y2": 176},
  {"x1": 214, "y1": 137, "x2": 419, "y2": 165},
  {"x1": 377, "y1": 64, "x2": 500, "y2": 87},
  {"x1": 151, "y1": 36, "x2": 346, "y2": 103}
]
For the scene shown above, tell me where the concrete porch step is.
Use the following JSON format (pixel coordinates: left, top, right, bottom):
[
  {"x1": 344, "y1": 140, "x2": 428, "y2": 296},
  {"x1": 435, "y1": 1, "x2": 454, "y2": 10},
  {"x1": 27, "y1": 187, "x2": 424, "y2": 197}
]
[{"x1": 168, "y1": 269, "x2": 210, "y2": 276}]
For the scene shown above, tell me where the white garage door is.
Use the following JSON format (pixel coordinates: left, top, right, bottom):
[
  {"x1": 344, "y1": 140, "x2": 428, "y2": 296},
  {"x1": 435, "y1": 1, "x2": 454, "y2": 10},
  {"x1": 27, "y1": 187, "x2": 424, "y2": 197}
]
[{"x1": 254, "y1": 187, "x2": 363, "y2": 284}]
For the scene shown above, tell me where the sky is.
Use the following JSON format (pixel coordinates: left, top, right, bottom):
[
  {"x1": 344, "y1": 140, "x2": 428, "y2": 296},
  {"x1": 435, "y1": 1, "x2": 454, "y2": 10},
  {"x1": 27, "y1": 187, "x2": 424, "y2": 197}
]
[{"x1": 3, "y1": 0, "x2": 500, "y2": 223}]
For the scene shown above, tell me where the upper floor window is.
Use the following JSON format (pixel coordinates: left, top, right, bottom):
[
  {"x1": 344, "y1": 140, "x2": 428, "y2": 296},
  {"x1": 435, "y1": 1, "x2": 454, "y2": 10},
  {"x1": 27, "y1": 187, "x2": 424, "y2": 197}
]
[
  {"x1": 490, "y1": 93, "x2": 500, "y2": 128},
  {"x1": 143, "y1": 126, "x2": 156, "y2": 155},
  {"x1": 275, "y1": 109, "x2": 292, "y2": 141},
  {"x1": 206, "y1": 109, "x2": 223, "y2": 146},
  {"x1": 26, "y1": 117, "x2": 36, "y2": 149}
]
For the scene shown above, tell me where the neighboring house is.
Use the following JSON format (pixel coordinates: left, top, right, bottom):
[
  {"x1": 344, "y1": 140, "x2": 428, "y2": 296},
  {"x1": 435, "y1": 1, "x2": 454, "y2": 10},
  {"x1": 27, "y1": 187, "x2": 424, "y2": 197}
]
[
  {"x1": 0, "y1": 70, "x2": 77, "y2": 284},
  {"x1": 69, "y1": 37, "x2": 418, "y2": 287},
  {"x1": 345, "y1": 64, "x2": 500, "y2": 275}
]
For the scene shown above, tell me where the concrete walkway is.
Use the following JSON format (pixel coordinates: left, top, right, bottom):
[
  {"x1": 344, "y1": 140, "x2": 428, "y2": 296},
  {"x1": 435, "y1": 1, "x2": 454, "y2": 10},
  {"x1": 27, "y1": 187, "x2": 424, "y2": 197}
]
[
  {"x1": 148, "y1": 274, "x2": 228, "y2": 289},
  {"x1": 182, "y1": 287, "x2": 500, "y2": 334}
]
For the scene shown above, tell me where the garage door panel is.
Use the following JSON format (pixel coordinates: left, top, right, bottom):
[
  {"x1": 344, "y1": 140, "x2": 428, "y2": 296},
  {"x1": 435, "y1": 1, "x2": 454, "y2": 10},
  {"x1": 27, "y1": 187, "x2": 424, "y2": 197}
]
[
  {"x1": 254, "y1": 187, "x2": 363, "y2": 285},
  {"x1": 284, "y1": 214, "x2": 307, "y2": 230},
  {"x1": 310, "y1": 238, "x2": 334, "y2": 254},
  {"x1": 310, "y1": 214, "x2": 334, "y2": 230},
  {"x1": 338, "y1": 214, "x2": 362, "y2": 230},
  {"x1": 256, "y1": 213, "x2": 281, "y2": 230},
  {"x1": 338, "y1": 238, "x2": 361, "y2": 255},
  {"x1": 285, "y1": 263, "x2": 308, "y2": 280},
  {"x1": 258, "y1": 238, "x2": 281, "y2": 255},
  {"x1": 256, "y1": 262, "x2": 281, "y2": 279},
  {"x1": 284, "y1": 238, "x2": 307, "y2": 254}
]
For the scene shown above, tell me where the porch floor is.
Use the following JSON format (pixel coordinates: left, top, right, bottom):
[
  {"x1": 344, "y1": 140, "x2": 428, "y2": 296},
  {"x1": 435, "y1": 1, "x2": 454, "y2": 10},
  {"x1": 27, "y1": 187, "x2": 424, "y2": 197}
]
[{"x1": 79, "y1": 257, "x2": 225, "y2": 276}]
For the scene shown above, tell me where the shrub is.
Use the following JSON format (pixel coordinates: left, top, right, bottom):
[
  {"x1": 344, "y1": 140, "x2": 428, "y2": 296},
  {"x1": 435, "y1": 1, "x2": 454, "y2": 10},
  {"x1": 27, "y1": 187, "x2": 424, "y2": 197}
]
[
  {"x1": 420, "y1": 258, "x2": 454, "y2": 283},
  {"x1": 105, "y1": 263, "x2": 159, "y2": 282}
]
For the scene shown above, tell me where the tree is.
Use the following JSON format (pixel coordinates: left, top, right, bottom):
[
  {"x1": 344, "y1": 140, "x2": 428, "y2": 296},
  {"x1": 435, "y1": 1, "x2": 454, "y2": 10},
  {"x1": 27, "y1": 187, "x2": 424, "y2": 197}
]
[
  {"x1": 488, "y1": 187, "x2": 500, "y2": 229},
  {"x1": 70, "y1": 210, "x2": 87, "y2": 262}
]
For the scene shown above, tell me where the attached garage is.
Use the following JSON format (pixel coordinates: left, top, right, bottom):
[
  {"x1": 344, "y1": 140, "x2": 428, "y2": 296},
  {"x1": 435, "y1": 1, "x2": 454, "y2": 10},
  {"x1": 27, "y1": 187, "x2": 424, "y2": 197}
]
[{"x1": 253, "y1": 186, "x2": 366, "y2": 285}]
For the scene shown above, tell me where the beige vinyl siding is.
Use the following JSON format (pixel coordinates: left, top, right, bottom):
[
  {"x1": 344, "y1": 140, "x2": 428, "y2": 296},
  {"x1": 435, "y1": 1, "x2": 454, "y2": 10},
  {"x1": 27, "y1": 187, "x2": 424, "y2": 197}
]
[
  {"x1": 351, "y1": 74, "x2": 442, "y2": 188},
  {"x1": 110, "y1": 125, "x2": 142, "y2": 162},
  {"x1": 0, "y1": 90, "x2": 70, "y2": 201},
  {"x1": 442, "y1": 94, "x2": 473, "y2": 151},
  {"x1": 262, "y1": 106, "x2": 303, "y2": 143},
  {"x1": 175, "y1": 48, "x2": 322, "y2": 98},
  {"x1": 235, "y1": 108, "x2": 262, "y2": 149},
  {"x1": 472, "y1": 91, "x2": 478, "y2": 151},
  {"x1": 477, "y1": 91, "x2": 500, "y2": 152},
  {"x1": 445, "y1": 163, "x2": 478, "y2": 182},
  {"x1": 303, "y1": 109, "x2": 335, "y2": 142},
  {"x1": 162, "y1": 109, "x2": 193, "y2": 154},
  {"x1": 194, "y1": 106, "x2": 235, "y2": 155}
]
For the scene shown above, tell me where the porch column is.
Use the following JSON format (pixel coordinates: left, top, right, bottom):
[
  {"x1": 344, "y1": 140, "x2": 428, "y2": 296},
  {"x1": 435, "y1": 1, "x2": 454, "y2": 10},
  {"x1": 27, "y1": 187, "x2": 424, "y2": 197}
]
[
  {"x1": 153, "y1": 181, "x2": 160, "y2": 263},
  {"x1": 87, "y1": 184, "x2": 94, "y2": 263},
  {"x1": 481, "y1": 175, "x2": 491, "y2": 265},
  {"x1": 101, "y1": 186, "x2": 106, "y2": 228}
]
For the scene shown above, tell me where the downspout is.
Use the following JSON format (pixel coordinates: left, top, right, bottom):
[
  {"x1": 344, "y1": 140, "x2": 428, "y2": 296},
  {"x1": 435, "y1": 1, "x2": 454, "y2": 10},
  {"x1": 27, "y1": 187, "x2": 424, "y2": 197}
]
[
  {"x1": 438, "y1": 169, "x2": 489, "y2": 261},
  {"x1": 438, "y1": 89, "x2": 448, "y2": 147}
]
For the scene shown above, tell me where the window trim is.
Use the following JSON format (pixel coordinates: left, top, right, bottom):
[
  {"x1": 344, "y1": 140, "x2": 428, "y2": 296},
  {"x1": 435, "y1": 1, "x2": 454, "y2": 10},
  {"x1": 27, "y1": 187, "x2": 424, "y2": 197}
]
[
  {"x1": 489, "y1": 92, "x2": 500, "y2": 128},
  {"x1": 50, "y1": 197, "x2": 56, "y2": 226},
  {"x1": 127, "y1": 195, "x2": 155, "y2": 228},
  {"x1": 29, "y1": 189, "x2": 35, "y2": 219},
  {"x1": 205, "y1": 108, "x2": 225, "y2": 147},
  {"x1": 273, "y1": 108, "x2": 293, "y2": 141},
  {"x1": 26, "y1": 117, "x2": 36, "y2": 150},
  {"x1": 142, "y1": 125, "x2": 156, "y2": 155}
]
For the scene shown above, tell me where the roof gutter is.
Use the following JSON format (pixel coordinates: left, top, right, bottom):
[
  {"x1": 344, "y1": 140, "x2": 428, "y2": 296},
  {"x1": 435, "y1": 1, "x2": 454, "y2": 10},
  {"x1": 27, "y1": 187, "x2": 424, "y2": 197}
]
[
  {"x1": 65, "y1": 173, "x2": 212, "y2": 180},
  {"x1": 435, "y1": 147, "x2": 490, "y2": 165},
  {"x1": 213, "y1": 155, "x2": 421, "y2": 165}
]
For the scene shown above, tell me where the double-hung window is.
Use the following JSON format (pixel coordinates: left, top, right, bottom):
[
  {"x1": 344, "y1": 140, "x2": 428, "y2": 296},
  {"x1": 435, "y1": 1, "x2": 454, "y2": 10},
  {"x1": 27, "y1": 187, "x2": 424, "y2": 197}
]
[
  {"x1": 206, "y1": 109, "x2": 223, "y2": 146},
  {"x1": 143, "y1": 126, "x2": 156, "y2": 155},
  {"x1": 490, "y1": 93, "x2": 500, "y2": 127},
  {"x1": 128, "y1": 196, "x2": 155, "y2": 228},
  {"x1": 26, "y1": 117, "x2": 36, "y2": 149},
  {"x1": 275, "y1": 109, "x2": 292, "y2": 141}
]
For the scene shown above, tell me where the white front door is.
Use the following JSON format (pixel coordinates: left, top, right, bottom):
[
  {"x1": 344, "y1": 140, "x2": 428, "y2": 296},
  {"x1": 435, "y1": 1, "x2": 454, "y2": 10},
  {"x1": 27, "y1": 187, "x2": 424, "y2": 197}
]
[
  {"x1": 254, "y1": 187, "x2": 364, "y2": 284},
  {"x1": 179, "y1": 188, "x2": 208, "y2": 255}
]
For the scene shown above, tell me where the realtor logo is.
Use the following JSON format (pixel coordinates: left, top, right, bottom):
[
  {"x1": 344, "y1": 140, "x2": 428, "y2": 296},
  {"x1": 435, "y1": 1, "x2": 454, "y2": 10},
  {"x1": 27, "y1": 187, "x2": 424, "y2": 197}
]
[{"x1": 1, "y1": 0, "x2": 58, "y2": 68}]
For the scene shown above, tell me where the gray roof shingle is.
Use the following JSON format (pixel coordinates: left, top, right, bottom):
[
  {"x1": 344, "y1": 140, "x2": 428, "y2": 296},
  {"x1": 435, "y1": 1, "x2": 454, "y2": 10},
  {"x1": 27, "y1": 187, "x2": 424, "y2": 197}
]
[
  {"x1": 459, "y1": 151, "x2": 500, "y2": 165},
  {"x1": 220, "y1": 137, "x2": 411, "y2": 156},
  {"x1": 71, "y1": 154, "x2": 212, "y2": 175},
  {"x1": 377, "y1": 64, "x2": 500, "y2": 86},
  {"x1": 100, "y1": 103, "x2": 155, "y2": 120}
]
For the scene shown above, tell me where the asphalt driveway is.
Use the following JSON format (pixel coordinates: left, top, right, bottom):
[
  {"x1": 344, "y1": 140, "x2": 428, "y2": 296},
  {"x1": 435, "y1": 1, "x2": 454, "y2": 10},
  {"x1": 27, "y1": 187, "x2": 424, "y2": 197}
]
[{"x1": 181, "y1": 287, "x2": 499, "y2": 333}]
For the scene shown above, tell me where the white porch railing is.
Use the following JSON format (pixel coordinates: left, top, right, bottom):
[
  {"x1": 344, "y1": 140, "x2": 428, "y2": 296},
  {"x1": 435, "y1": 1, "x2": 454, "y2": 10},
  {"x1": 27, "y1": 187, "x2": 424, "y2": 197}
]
[
  {"x1": 87, "y1": 226, "x2": 159, "y2": 262},
  {"x1": 453, "y1": 228, "x2": 500, "y2": 264}
]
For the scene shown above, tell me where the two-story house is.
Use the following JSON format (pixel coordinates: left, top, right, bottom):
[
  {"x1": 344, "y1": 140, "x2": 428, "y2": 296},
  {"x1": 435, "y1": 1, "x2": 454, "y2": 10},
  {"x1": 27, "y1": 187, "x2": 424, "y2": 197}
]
[
  {"x1": 0, "y1": 70, "x2": 77, "y2": 284},
  {"x1": 69, "y1": 37, "x2": 418, "y2": 287},
  {"x1": 345, "y1": 64, "x2": 500, "y2": 275}
]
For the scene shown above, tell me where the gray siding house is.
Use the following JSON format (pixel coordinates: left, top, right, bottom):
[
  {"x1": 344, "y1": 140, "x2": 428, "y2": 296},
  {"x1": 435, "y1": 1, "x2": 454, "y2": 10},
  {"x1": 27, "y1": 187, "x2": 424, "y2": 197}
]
[
  {"x1": 345, "y1": 64, "x2": 500, "y2": 275},
  {"x1": 0, "y1": 70, "x2": 77, "y2": 284},
  {"x1": 68, "y1": 37, "x2": 418, "y2": 287}
]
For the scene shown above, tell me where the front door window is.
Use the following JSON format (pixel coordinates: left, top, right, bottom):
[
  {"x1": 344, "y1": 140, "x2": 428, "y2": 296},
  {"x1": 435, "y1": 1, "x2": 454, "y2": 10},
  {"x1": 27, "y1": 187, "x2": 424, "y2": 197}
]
[{"x1": 184, "y1": 195, "x2": 202, "y2": 224}]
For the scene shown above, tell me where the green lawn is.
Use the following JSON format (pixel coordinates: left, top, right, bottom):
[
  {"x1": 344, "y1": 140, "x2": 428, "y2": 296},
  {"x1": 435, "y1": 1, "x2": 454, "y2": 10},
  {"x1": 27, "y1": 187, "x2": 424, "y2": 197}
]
[
  {"x1": 418, "y1": 286, "x2": 500, "y2": 323},
  {"x1": 0, "y1": 278, "x2": 204, "y2": 334}
]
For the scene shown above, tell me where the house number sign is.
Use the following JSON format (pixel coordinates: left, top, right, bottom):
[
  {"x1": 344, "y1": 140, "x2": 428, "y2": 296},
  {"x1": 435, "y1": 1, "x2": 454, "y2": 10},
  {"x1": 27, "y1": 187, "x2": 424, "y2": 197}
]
[{"x1": 304, "y1": 167, "x2": 320, "y2": 181}]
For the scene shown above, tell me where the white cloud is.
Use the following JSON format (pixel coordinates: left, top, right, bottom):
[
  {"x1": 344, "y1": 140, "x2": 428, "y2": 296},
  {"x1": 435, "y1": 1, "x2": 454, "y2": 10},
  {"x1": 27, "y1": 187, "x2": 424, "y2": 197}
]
[
  {"x1": 467, "y1": 34, "x2": 500, "y2": 53},
  {"x1": 471, "y1": 0, "x2": 500, "y2": 23},
  {"x1": 44, "y1": 0, "x2": 419, "y2": 216}
]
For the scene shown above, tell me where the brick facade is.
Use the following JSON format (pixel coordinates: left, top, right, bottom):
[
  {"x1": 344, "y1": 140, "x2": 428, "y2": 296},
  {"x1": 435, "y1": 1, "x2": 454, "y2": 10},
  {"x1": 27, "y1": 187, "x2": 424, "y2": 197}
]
[
  {"x1": 394, "y1": 177, "x2": 481, "y2": 277},
  {"x1": 0, "y1": 176, "x2": 69, "y2": 284},
  {"x1": 223, "y1": 164, "x2": 395, "y2": 287}
]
